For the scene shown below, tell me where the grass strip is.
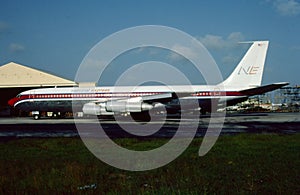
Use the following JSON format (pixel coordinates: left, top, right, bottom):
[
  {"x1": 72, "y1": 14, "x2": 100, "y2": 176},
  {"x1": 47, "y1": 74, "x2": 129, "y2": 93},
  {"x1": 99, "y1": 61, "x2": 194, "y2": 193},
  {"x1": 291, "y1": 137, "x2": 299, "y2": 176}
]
[{"x1": 0, "y1": 134, "x2": 299, "y2": 194}]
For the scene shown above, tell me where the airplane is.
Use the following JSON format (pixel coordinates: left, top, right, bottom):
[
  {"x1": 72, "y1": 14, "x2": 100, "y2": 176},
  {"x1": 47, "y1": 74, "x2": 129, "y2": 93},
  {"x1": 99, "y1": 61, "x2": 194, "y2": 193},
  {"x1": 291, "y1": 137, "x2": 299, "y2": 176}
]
[{"x1": 8, "y1": 41, "x2": 288, "y2": 120}]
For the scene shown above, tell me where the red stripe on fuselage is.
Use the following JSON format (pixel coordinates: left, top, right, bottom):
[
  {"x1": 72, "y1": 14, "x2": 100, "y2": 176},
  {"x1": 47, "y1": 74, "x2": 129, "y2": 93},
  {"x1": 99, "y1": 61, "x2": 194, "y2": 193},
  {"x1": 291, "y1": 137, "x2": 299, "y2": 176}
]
[
  {"x1": 29, "y1": 92, "x2": 163, "y2": 99},
  {"x1": 8, "y1": 95, "x2": 30, "y2": 106},
  {"x1": 9, "y1": 91, "x2": 245, "y2": 107}
]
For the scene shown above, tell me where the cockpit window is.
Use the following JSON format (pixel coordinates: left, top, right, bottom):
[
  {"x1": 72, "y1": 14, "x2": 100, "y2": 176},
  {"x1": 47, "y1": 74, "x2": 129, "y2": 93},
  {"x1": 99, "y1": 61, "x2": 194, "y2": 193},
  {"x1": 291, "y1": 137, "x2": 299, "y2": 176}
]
[{"x1": 16, "y1": 94, "x2": 21, "y2": 98}]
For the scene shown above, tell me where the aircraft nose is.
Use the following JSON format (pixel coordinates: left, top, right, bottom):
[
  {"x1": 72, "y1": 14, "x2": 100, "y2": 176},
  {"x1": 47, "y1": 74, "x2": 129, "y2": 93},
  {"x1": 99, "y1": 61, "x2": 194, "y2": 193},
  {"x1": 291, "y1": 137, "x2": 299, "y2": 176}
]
[{"x1": 8, "y1": 97, "x2": 19, "y2": 107}]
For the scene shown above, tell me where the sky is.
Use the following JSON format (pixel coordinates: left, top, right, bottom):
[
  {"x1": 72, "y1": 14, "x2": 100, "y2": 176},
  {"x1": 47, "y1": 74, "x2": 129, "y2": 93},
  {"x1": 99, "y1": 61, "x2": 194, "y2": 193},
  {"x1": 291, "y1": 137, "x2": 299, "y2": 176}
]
[{"x1": 0, "y1": 0, "x2": 299, "y2": 86}]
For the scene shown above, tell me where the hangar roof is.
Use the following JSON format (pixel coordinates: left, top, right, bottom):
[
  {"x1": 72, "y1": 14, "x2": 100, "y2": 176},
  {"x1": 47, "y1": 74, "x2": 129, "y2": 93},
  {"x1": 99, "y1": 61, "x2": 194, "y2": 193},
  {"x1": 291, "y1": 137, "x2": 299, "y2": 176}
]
[{"x1": 0, "y1": 62, "x2": 77, "y2": 88}]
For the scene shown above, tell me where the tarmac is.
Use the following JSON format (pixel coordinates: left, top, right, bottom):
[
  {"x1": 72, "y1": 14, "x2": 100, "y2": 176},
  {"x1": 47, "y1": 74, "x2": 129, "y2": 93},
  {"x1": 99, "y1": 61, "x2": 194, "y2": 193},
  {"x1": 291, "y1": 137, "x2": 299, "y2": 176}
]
[{"x1": 0, "y1": 112, "x2": 299, "y2": 139}]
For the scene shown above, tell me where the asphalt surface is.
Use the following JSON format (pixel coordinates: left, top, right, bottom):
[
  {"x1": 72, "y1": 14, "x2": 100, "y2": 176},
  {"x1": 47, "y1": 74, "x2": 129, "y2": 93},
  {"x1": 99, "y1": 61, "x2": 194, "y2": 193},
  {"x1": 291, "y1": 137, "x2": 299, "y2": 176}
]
[{"x1": 0, "y1": 112, "x2": 299, "y2": 138}]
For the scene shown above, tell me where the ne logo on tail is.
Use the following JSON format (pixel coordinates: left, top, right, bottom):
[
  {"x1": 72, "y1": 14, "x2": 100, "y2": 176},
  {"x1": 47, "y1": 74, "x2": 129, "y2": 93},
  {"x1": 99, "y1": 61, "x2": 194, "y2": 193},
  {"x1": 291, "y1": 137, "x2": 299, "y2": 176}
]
[{"x1": 238, "y1": 66, "x2": 259, "y2": 75}]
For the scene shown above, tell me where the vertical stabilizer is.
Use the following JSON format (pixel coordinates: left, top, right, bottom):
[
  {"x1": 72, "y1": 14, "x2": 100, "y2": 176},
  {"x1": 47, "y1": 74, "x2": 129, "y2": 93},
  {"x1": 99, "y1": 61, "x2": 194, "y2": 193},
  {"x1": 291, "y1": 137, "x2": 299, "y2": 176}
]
[{"x1": 220, "y1": 41, "x2": 269, "y2": 90}]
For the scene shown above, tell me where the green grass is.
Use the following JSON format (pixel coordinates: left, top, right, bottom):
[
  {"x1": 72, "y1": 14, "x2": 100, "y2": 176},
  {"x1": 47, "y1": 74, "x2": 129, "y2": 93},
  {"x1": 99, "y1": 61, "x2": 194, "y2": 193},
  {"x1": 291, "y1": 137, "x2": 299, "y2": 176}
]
[{"x1": 0, "y1": 134, "x2": 299, "y2": 194}]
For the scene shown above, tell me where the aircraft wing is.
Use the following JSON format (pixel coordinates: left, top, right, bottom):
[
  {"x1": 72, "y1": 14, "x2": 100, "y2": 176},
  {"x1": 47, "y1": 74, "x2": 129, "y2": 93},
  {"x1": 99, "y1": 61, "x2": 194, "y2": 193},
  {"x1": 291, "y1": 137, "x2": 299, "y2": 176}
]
[
  {"x1": 92, "y1": 92, "x2": 174, "y2": 104},
  {"x1": 83, "y1": 92, "x2": 174, "y2": 115},
  {"x1": 239, "y1": 82, "x2": 289, "y2": 96},
  {"x1": 140, "y1": 92, "x2": 174, "y2": 102}
]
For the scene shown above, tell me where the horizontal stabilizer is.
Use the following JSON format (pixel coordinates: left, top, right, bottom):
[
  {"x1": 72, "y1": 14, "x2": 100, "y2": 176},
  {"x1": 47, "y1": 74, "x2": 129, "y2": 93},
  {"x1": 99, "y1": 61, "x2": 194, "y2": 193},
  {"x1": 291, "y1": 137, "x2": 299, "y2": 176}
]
[{"x1": 240, "y1": 82, "x2": 289, "y2": 96}]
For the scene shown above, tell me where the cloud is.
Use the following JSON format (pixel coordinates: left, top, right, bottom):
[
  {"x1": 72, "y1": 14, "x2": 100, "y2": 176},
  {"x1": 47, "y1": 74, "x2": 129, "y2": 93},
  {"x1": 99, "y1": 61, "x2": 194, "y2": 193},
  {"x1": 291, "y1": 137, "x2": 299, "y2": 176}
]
[
  {"x1": 167, "y1": 32, "x2": 244, "y2": 61},
  {"x1": 197, "y1": 32, "x2": 245, "y2": 51},
  {"x1": 268, "y1": 0, "x2": 300, "y2": 16},
  {"x1": 166, "y1": 32, "x2": 246, "y2": 66},
  {"x1": 197, "y1": 32, "x2": 247, "y2": 67},
  {"x1": 197, "y1": 35, "x2": 226, "y2": 50},
  {"x1": 9, "y1": 43, "x2": 25, "y2": 52},
  {"x1": 168, "y1": 44, "x2": 198, "y2": 61}
]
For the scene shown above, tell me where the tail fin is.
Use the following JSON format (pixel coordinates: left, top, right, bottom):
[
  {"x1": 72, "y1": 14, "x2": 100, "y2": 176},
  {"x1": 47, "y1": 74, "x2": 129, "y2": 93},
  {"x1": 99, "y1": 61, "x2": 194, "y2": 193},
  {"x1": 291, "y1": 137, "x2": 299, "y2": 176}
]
[{"x1": 220, "y1": 41, "x2": 269, "y2": 90}]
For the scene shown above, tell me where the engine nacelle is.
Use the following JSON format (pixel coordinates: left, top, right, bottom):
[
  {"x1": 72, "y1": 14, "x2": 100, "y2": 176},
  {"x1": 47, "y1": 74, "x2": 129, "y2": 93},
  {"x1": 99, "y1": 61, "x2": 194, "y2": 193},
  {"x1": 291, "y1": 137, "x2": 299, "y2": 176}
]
[
  {"x1": 82, "y1": 102, "x2": 113, "y2": 116},
  {"x1": 105, "y1": 100, "x2": 153, "y2": 112},
  {"x1": 82, "y1": 98, "x2": 154, "y2": 115}
]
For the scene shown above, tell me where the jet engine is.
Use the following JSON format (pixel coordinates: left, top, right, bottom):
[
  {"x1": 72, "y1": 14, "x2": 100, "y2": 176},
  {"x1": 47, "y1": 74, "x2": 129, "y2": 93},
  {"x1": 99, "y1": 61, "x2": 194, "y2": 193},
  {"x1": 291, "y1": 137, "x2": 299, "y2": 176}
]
[
  {"x1": 82, "y1": 102, "x2": 113, "y2": 116},
  {"x1": 105, "y1": 101, "x2": 153, "y2": 112},
  {"x1": 82, "y1": 97, "x2": 154, "y2": 116}
]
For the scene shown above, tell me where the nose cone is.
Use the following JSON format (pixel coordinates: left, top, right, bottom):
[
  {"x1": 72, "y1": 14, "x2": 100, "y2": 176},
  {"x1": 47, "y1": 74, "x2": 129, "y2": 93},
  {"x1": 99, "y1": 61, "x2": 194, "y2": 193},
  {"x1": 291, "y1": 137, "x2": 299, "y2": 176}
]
[{"x1": 8, "y1": 97, "x2": 19, "y2": 107}]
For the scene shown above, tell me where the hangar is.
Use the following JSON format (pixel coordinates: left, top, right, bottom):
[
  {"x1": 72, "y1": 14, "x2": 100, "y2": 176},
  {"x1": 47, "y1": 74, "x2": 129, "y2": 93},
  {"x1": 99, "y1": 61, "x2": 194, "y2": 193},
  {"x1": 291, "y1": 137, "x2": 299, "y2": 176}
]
[{"x1": 0, "y1": 62, "x2": 77, "y2": 115}]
